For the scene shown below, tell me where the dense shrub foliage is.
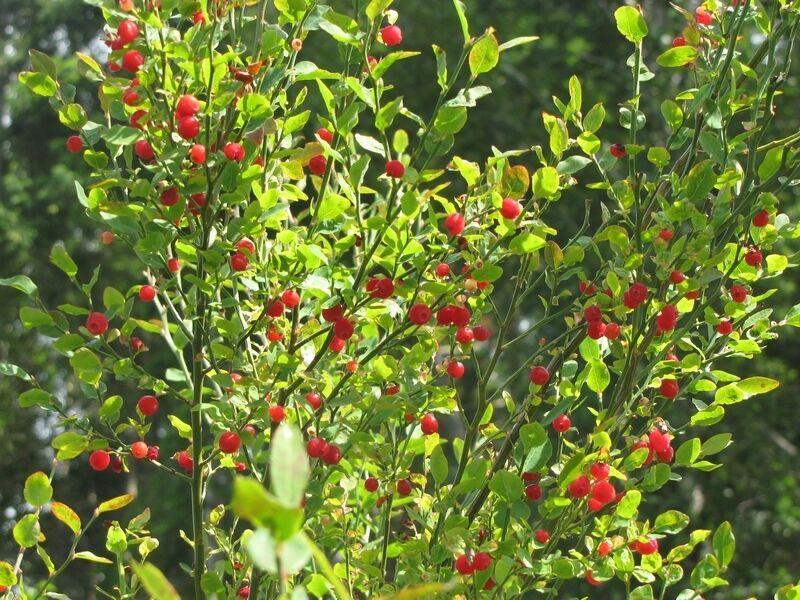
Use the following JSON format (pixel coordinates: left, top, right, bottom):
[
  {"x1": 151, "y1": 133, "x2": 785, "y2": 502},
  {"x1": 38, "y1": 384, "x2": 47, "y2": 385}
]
[{"x1": 4, "y1": 0, "x2": 800, "y2": 598}]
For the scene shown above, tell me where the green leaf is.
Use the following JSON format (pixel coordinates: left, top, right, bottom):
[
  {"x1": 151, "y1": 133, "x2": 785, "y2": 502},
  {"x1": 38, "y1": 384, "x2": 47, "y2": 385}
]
[
  {"x1": 231, "y1": 477, "x2": 304, "y2": 541},
  {"x1": 0, "y1": 275, "x2": 38, "y2": 296},
  {"x1": 70, "y1": 348, "x2": 103, "y2": 386},
  {"x1": 19, "y1": 388, "x2": 53, "y2": 409},
  {"x1": 375, "y1": 97, "x2": 402, "y2": 131},
  {"x1": 532, "y1": 166, "x2": 559, "y2": 199},
  {"x1": 510, "y1": 233, "x2": 546, "y2": 255},
  {"x1": 103, "y1": 287, "x2": 126, "y2": 313},
  {"x1": 317, "y1": 194, "x2": 350, "y2": 221},
  {"x1": 657, "y1": 46, "x2": 699, "y2": 68},
  {"x1": 0, "y1": 560, "x2": 18, "y2": 587},
  {"x1": 429, "y1": 444, "x2": 448, "y2": 485},
  {"x1": 130, "y1": 562, "x2": 181, "y2": 600},
  {"x1": 13, "y1": 514, "x2": 40, "y2": 548},
  {"x1": 52, "y1": 432, "x2": 88, "y2": 460},
  {"x1": 614, "y1": 6, "x2": 648, "y2": 43},
  {"x1": 452, "y1": 0, "x2": 469, "y2": 44},
  {"x1": 616, "y1": 489, "x2": 641, "y2": 519},
  {"x1": 18, "y1": 71, "x2": 57, "y2": 96},
  {"x1": 98, "y1": 494, "x2": 135, "y2": 514},
  {"x1": 498, "y1": 36, "x2": 539, "y2": 52},
  {"x1": 712, "y1": 521, "x2": 735, "y2": 568},
  {"x1": 583, "y1": 102, "x2": 606, "y2": 133},
  {"x1": 683, "y1": 160, "x2": 716, "y2": 202},
  {"x1": 586, "y1": 360, "x2": 610, "y2": 393},
  {"x1": 270, "y1": 424, "x2": 310, "y2": 508},
  {"x1": 19, "y1": 307, "x2": 54, "y2": 329},
  {"x1": 0, "y1": 363, "x2": 30, "y2": 381},
  {"x1": 23, "y1": 472, "x2": 53, "y2": 507},
  {"x1": 74, "y1": 551, "x2": 113, "y2": 564},
  {"x1": 629, "y1": 585, "x2": 655, "y2": 600},
  {"x1": 701, "y1": 433, "x2": 732, "y2": 457},
  {"x1": 99, "y1": 395, "x2": 123, "y2": 423},
  {"x1": 29, "y1": 48, "x2": 57, "y2": 78},
  {"x1": 58, "y1": 103, "x2": 88, "y2": 131},
  {"x1": 51, "y1": 502, "x2": 81, "y2": 534},
  {"x1": 488, "y1": 470, "x2": 523, "y2": 502},
  {"x1": 654, "y1": 510, "x2": 690, "y2": 534},
  {"x1": 468, "y1": 33, "x2": 500, "y2": 76},
  {"x1": 715, "y1": 377, "x2": 778, "y2": 405},
  {"x1": 50, "y1": 242, "x2": 78, "y2": 278},
  {"x1": 168, "y1": 415, "x2": 193, "y2": 439}
]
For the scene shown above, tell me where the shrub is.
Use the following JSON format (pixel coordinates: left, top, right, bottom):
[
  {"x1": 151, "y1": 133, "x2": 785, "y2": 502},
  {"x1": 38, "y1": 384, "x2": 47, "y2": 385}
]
[{"x1": 4, "y1": 0, "x2": 800, "y2": 598}]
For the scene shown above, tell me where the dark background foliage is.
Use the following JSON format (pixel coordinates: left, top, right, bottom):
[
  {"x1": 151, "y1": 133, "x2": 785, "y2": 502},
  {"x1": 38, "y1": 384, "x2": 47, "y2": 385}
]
[{"x1": 1, "y1": 1, "x2": 798, "y2": 597}]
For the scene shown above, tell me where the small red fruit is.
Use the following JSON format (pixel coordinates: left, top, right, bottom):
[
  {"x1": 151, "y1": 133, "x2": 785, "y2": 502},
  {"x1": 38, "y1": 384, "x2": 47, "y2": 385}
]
[
  {"x1": 89, "y1": 450, "x2": 111, "y2": 471},
  {"x1": 473, "y1": 325, "x2": 491, "y2": 341},
  {"x1": 500, "y1": 197, "x2": 522, "y2": 220},
  {"x1": 455, "y1": 326, "x2": 474, "y2": 345},
  {"x1": 695, "y1": 7, "x2": 713, "y2": 26},
  {"x1": 672, "y1": 36, "x2": 686, "y2": 47},
  {"x1": 137, "y1": 395, "x2": 159, "y2": 416},
  {"x1": 308, "y1": 154, "x2": 327, "y2": 175},
  {"x1": 669, "y1": 270, "x2": 685, "y2": 284},
  {"x1": 454, "y1": 554, "x2": 474, "y2": 575},
  {"x1": 635, "y1": 537, "x2": 659, "y2": 555},
  {"x1": 322, "y1": 444, "x2": 341, "y2": 465},
  {"x1": 134, "y1": 139, "x2": 154, "y2": 161},
  {"x1": 529, "y1": 366, "x2": 550, "y2": 386},
  {"x1": 408, "y1": 303, "x2": 432, "y2": 325},
  {"x1": 176, "y1": 94, "x2": 200, "y2": 117},
  {"x1": 117, "y1": 19, "x2": 139, "y2": 44},
  {"x1": 591, "y1": 480, "x2": 616, "y2": 504},
  {"x1": 552, "y1": 414, "x2": 571, "y2": 433},
  {"x1": 447, "y1": 360, "x2": 465, "y2": 379},
  {"x1": 219, "y1": 432, "x2": 241, "y2": 454},
  {"x1": 420, "y1": 413, "x2": 439, "y2": 435},
  {"x1": 598, "y1": 540, "x2": 613, "y2": 556},
  {"x1": 604, "y1": 322, "x2": 621, "y2": 340},
  {"x1": 224, "y1": 142, "x2": 245, "y2": 162},
  {"x1": 138, "y1": 284, "x2": 156, "y2": 302},
  {"x1": 380, "y1": 25, "x2": 403, "y2": 47},
  {"x1": 385, "y1": 160, "x2": 405, "y2": 178},
  {"x1": 524, "y1": 483, "x2": 542, "y2": 501},
  {"x1": 365, "y1": 477, "x2": 379, "y2": 492},
  {"x1": 752, "y1": 209, "x2": 770, "y2": 227},
  {"x1": 610, "y1": 143, "x2": 626, "y2": 158},
  {"x1": 307, "y1": 437, "x2": 327, "y2": 458},
  {"x1": 167, "y1": 258, "x2": 180, "y2": 272},
  {"x1": 716, "y1": 319, "x2": 733, "y2": 335},
  {"x1": 121, "y1": 49, "x2": 144, "y2": 73},
  {"x1": 589, "y1": 462, "x2": 610, "y2": 480},
  {"x1": 86, "y1": 312, "x2": 109, "y2": 336},
  {"x1": 281, "y1": 289, "x2": 301, "y2": 308},
  {"x1": 267, "y1": 300, "x2": 285, "y2": 317},
  {"x1": 269, "y1": 405, "x2": 286, "y2": 423},
  {"x1": 66, "y1": 135, "x2": 84, "y2": 153},
  {"x1": 130, "y1": 441, "x2": 149, "y2": 459},
  {"x1": 444, "y1": 213, "x2": 466, "y2": 236},
  {"x1": 660, "y1": 378, "x2": 679, "y2": 399},
  {"x1": 730, "y1": 284, "x2": 748, "y2": 303},
  {"x1": 189, "y1": 143, "x2": 207, "y2": 164},
  {"x1": 305, "y1": 392, "x2": 322, "y2": 410},
  {"x1": 568, "y1": 474, "x2": 591, "y2": 498},
  {"x1": 472, "y1": 552, "x2": 492, "y2": 572},
  {"x1": 230, "y1": 252, "x2": 249, "y2": 271},
  {"x1": 317, "y1": 127, "x2": 334, "y2": 143},
  {"x1": 396, "y1": 478, "x2": 412, "y2": 496},
  {"x1": 745, "y1": 247, "x2": 762, "y2": 267},
  {"x1": 177, "y1": 116, "x2": 200, "y2": 139},
  {"x1": 333, "y1": 318, "x2": 355, "y2": 340}
]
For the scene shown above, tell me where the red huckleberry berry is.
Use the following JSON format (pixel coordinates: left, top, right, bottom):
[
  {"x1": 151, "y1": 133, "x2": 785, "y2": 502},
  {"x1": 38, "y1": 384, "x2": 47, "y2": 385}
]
[
  {"x1": 268, "y1": 405, "x2": 285, "y2": 423},
  {"x1": 420, "y1": 413, "x2": 439, "y2": 435},
  {"x1": 590, "y1": 462, "x2": 610, "y2": 480},
  {"x1": 610, "y1": 143, "x2": 626, "y2": 158},
  {"x1": 219, "y1": 432, "x2": 241, "y2": 454},
  {"x1": 636, "y1": 537, "x2": 659, "y2": 555},
  {"x1": 385, "y1": 160, "x2": 405, "y2": 178},
  {"x1": 117, "y1": 19, "x2": 139, "y2": 44},
  {"x1": 591, "y1": 480, "x2": 616, "y2": 505},
  {"x1": 648, "y1": 429, "x2": 671, "y2": 453},
  {"x1": 472, "y1": 552, "x2": 492, "y2": 572},
  {"x1": 455, "y1": 326, "x2": 474, "y2": 345},
  {"x1": 444, "y1": 212, "x2": 466, "y2": 236},
  {"x1": 281, "y1": 289, "x2": 301, "y2": 308},
  {"x1": 86, "y1": 312, "x2": 109, "y2": 336},
  {"x1": 500, "y1": 197, "x2": 522, "y2": 220},
  {"x1": 717, "y1": 319, "x2": 733, "y2": 335},
  {"x1": 568, "y1": 474, "x2": 591, "y2": 498},
  {"x1": 605, "y1": 322, "x2": 621, "y2": 340},
  {"x1": 447, "y1": 360, "x2": 465, "y2": 379},
  {"x1": 89, "y1": 450, "x2": 111, "y2": 471},
  {"x1": 134, "y1": 139, "x2": 154, "y2": 161},
  {"x1": 473, "y1": 325, "x2": 491, "y2": 341},
  {"x1": 167, "y1": 258, "x2": 180, "y2": 272},
  {"x1": 408, "y1": 303, "x2": 432, "y2": 325},
  {"x1": 658, "y1": 228, "x2": 674, "y2": 242},
  {"x1": 660, "y1": 378, "x2": 679, "y2": 399},
  {"x1": 598, "y1": 540, "x2": 613, "y2": 556},
  {"x1": 673, "y1": 36, "x2": 686, "y2": 47},
  {"x1": 752, "y1": 209, "x2": 770, "y2": 227},
  {"x1": 317, "y1": 127, "x2": 334, "y2": 143},
  {"x1": 176, "y1": 94, "x2": 200, "y2": 117},
  {"x1": 552, "y1": 414, "x2": 571, "y2": 433},
  {"x1": 322, "y1": 444, "x2": 341, "y2": 465},
  {"x1": 745, "y1": 247, "x2": 763, "y2": 267},
  {"x1": 224, "y1": 142, "x2": 245, "y2": 162},
  {"x1": 587, "y1": 320, "x2": 606, "y2": 339},
  {"x1": 380, "y1": 25, "x2": 403, "y2": 46},
  {"x1": 529, "y1": 365, "x2": 550, "y2": 386},
  {"x1": 305, "y1": 392, "x2": 322, "y2": 410},
  {"x1": 137, "y1": 395, "x2": 158, "y2": 416},
  {"x1": 322, "y1": 304, "x2": 344, "y2": 323},
  {"x1": 524, "y1": 483, "x2": 542, "y2": 501},
  {"x1": 329, "y1": 337, "x2": 346, "y2": 352},
  {"x1": 586, "y1": 570, "x2": 602, "y2": 586},
  {"x1": 333, "y1": 318, "x2": 355, "y2": 340},
  {"x1": 308, "y1": 154, "x2": 327, "y2": 175},
  {"x1": 238, "y1": 586, "x2": 250, "y2": 598},
  {"x1": 535, "y1": 529, "x2": 550, "y2": 543},
  {"x1": 160, "y1": 187, "x2": 179, "y2": 206},
  {"x1": 435, "y1": 263, "x2": 451, "y2": 278},
  {"x1": 396, "y1": 478, "x2": 412, "y2": 496},
  {"x1": 730, "y1": 284, "x2": 748, "y2": 302},
  {"x1": 230, "y1": 252, "x2": 249, "y2": 271},
  {"x1": 454, "y1": 554, "x2": 474, "y2": 575},
  {"x1": 364, "y1": 477, "x2": 379, "y2": 492},
  {"x1": 366, "y1": 277, "x2": 394, "y2": 299},
  {"x1": 189, "y1": 143, "x2": 207, "y2": 164},
  {"x1": 623, "y1": 282, "x2": 648, "y2": 309},
  {"x1": 669, "y1": 270, "x2": 685, "y2": 284},
  {"x1": 177, "y1": 116, "x2": 200, "y2": 140},
  {"x1": 122, "y1": 49, "x2": 144, "y2": 73},
  {"x1": 307, "y1": 437, "x2": 327, "y2": 458},
  {"x1": 138, "y1": 285, "x2": 156, "y2": 302},
  {"x1": 131, "y1": 441, "x2": 149, "y2": 459},
  {"x1": 66, "y1": 135, "x2": 83, "y2": 153},
  {"x1": 695, "y1": 7, "x2": 714, "y2": 26}
]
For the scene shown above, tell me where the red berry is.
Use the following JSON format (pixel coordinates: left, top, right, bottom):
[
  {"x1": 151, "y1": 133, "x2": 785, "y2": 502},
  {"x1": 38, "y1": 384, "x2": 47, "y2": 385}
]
[
  {"x1": 522, "y1": 471, "x2": 541, "y2": 482},
  {"x1": 130, "y1": 441, "x2": 149, "y2": 459},
  {"x1": 648, "y1": 429, "x2": 671, "y2": 453},
  {"x1": 189, "y1": 143, "x2": 206, "y2": 164},
  {"x1": 396, "y1": 478, "x2": 412, "y2": 496},
  {"x1": 269, "y1": 405, "x2": 285, "y2": 423},
  {"x1": 604, "y1": 322, "x2": 621, "y2": 340},
  {"x1": 281, "y1": 289, "x2": 301, "y2": 308},
  {"x1": 695, "y1": 7, "x2": 713, "y2": 26},
  {"x1": 176, "y1": 94, "x2": 200, "y2": 117},
  {"x1": 317, "y1": 127, "x2": 334, "y2": 143},
  {"x1": 134, "y1": 139, "x2": 154, "y2": 161},
  {"x1": 307, "y1": 437, "x2": 327, "y2": 458},
  {"x1": 635, "y1": 537, "x2": 659, "y2": 555},
  {"x1": 587, "y1": 320, "x2": 606, "y2": 339},
  {"x1": 238, "y1": 586, "x2": 250, "y2": 599},
  {"x1": 500, "y1": 197, "x2": 522, "y2": 220},
  {"x1": 219, "y1": 432, "x2": 241, "y2": 454},
  {"x1": 552, "y1": 414, "x2": 571, "y2": 433},
  {"x1": 380, "y1": 25, "x2": 403, "y2": 46},
  {"x1": 529, "y1": 366, "x2": 550, "y2": 386},
  {"x1": 752, "y1": 209, "x2": 770, "y2": 227},
  {"x1": 117, "y1": 19, "x2": 139, "y2": 44},
  {"x1": 568, "y1": 474, "x2": 591, "y2": 498},
  {"x1": 177, "y1": 116, "x2": 200, "y2": 140},
  {"x1": 610, "y1": 143, "x2": 626, "y2": 158},
  {"x1": 123, "y1": 88, "x2": 140, "y2": 106},
  {"x1": 745, "y1": 247, "x2": 762, "y2": 267},
  {"x1": 623, "y1": 283, "x2": 649, "y2": 309},
  {"x1": 224, "y1": 142, "x2": 245, "y2": 162},
  {"x1": 167, "y1": 258, "x2": 180, "y2": 273},
  {"x1": 444, "y1": 213, "x2": 466, "y2": 236},
  {"x1": 66, "y1": 135, "x2": 84, "y2": 153},
  {"x1": 455, "y1": 326, "x2": 474, "y2": 345},
  {"x1": 137, "y1": 394, "x2": 159, "y2": 416},
  {"x1": 267, "y1": 300, "x2": 285, "y2": 318},
  {"x1": 589, "y1": 462, "x2": 610, "y2": 480},
  {"x1": 86, "y1": 312, "x2": 109, "y2": 336},
  {"x1": 322, "y1": 444, "x2": 341, "y2": 465},
  {"x1": 447, "y1": 361, "x2": 465, "y2": 379},
  {"x1": 177, "y1": 450, "x2": 194, "y2": 472},
  {"x1": 89, "y1": 450, "x2": 111, "y2": 471},
  {"x1": 230, "y1": 252, "x2": 249, "y2": 271},
  {"x1": 159, "y1": 187, "x2": 179, "y2": 207},
  {"x1": 586, "y1": 570, "x2": 602, "y2": 586},
  {"x1": 333, "y1": 318, "x2": 355, "y2": 339},
  {"x1": 716, "y1": 319, "x2": 733, "y2": 335},
  {"x1": 122, "y1": 49, "x2": 144, "y2": 73},
  {"x1": 329, "y1": 337, "x2": 346, "y2": 352},
  {"x1": 473, "y1": 325, "x2": 491, "y2": 341},
  {"x1": 591, "y1": 480, "x2": 616, "y2": 505},
  {"x1": 137, "y1": 285, "x2": 156, "y2": 303},
  {"x1": 454, "y1": 554, "x2": 474, "y2": 575},
  {"x1": 308, "y1": 154, "x2": 327, "y2": 175},
  {"x1": 367, "y1": 277, "x2": 394, "y2": 299},
  {"x1": 420, "y1": 413, "x2": 439, "y2": 435},
  {"x1": 305, "y1": 392, "x2": 322, "y2": 411},
  {"x1": 472, "y1": 552, "x2": 492, "y2": 572},
  {"x1": 658, "y1": 228, "x2": 674, "y2": 242},
  {"x1": 730, "y1": 284, "x2": 748, "y2": 303},
  {"x1": 408, "y1": 303, "x2": 432, "y2": 325},
  {"x1": 524, "y1": 483, "x2": 542, "y2": 501},
  {"x1": 385, "y1": 160, "x2": 405, "y2": 178},
  {"x1": 598, "y1": 540, "x2": 613, "y2": 556},
  {"x1": 660, "y1": 378, "x2": 679, "y2": 399},
  {"x1": 669, "y1": 270, "x2": 685, "y2": 284},
  {"x1": 535, "y1": 529, "x2": 550, "y2": 543},
  {"x1": 147, "y1": 445, "x2": 160, "y2": 461},
  {"x1": 672, "y1": 36, "x2": 686, "y2": 47},
  {"x1": 365, "y1": 477, "x2": 379, "y2": 492},
  {"x1": 435, "y1": 263, "x2": 451, "y2": 278},
  {"x1": 322, "y1": 304, "x2": 344, "y2": 323}
]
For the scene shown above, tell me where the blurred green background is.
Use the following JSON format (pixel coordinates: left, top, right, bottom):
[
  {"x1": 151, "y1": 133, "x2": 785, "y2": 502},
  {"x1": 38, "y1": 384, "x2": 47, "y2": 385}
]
[{"x1": 1, "y1": 0, "x2": 798, "y2": 597}]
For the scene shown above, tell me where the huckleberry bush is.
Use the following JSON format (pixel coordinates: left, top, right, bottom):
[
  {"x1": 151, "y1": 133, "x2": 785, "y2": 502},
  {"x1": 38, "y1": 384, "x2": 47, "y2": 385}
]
[{"x1": 4, "y1": 0, "x2": 800, "y2": 598}]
